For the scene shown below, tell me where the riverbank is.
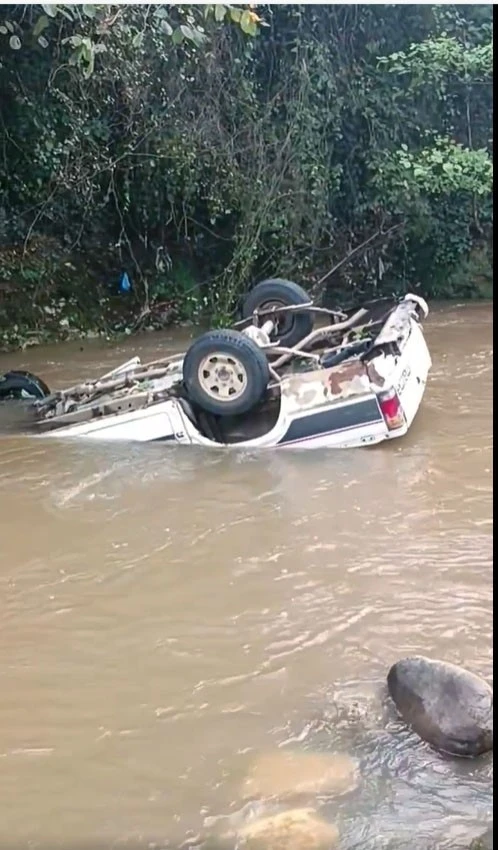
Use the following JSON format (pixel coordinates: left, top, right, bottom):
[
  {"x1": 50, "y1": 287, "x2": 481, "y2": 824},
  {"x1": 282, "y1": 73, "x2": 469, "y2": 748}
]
[
  {"x1": 0, "y1": 237, "x2": 197, "y2": 353},
  {"x1": 0, "y1": 238, "x2": 492, "y2": 354}
]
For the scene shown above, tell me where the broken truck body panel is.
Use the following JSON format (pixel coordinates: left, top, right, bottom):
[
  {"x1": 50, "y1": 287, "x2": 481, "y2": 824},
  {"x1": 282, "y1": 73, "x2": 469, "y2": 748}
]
[{"x1": 26, "y1": 292, "x2": 432, "y2": 450}]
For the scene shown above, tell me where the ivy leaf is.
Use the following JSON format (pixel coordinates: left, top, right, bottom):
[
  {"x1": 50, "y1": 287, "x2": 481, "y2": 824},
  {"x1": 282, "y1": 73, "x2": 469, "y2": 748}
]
[
  {"x1": 74, "y1": 38, "x2": 95, "y2": 77},
  {"x1": 80, "y1": 36, "x2": 93, "y2": 60},
  {"x1": 62, "y1": 34, "x2": 83, "y2": 47},
  {"x1": 82, "y1": 5, "x2": 97, "y2": 18},
  {"x1": 153, "y1": 6, "x2": 169, "y2": 19},
  {"x1": 58, "y1": 6, "x2": 75, "y2": 21},
  {"x1": 9, "y1": 35, "x2": 22, "y2": 50},
  {"x1": 186, "y1": 26, "x2": 207, "y2": 46},
  {"x1": 180, "y1": 25, "x2": 196, "y2": 41},
  {"x1": 33, "y1": 14, "x2": 50, "y2": 38},
  {"x1": 41, "y1": 4, "x2": 59, "y2": 18},
  {"x1": 178, "y1": 24, "x2": 206, "y2": 46},
  {"x1": 240, "y1": 10, "x2": 255, "y2": 35},
  {"x1": 171, "y1": 27, "x2": 184, "y2": 45},
  {"x1": 214, "y1": 5, "x2": 227, "y2": 22},
  {"x1": 159, "y1": 19, "x2": 173, "y2": 36}
]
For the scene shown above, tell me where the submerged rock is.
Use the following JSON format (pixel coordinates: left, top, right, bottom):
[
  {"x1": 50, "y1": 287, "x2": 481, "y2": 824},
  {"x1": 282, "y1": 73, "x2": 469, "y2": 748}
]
[
  {"x1": 235, "y1": 807, "x2": 339, "y2": 850},
  {"x1": 387, "y1": 656, "x2": 493, "y2": 757},
  {"x1": 241, "y1": 749, "x2": 358, "y2": 801},
  {"x1": 469, "y1": 824, "x2": 493, "y2": 850}
]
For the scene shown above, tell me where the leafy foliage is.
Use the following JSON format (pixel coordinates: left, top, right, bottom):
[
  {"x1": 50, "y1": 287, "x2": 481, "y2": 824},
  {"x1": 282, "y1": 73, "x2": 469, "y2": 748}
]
[{"x1": 0, "y1": 4, "x2": 493, "y2": 342}]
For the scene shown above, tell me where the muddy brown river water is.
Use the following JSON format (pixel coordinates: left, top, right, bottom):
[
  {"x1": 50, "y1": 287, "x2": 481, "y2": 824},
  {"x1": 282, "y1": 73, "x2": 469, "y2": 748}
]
[{"x1": 0, "y1": 303, "x2": 493, "y2": 850}]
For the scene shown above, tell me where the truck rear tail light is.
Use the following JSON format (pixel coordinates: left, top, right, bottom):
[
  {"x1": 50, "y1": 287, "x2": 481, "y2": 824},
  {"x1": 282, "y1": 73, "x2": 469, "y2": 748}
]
[{"x1": 378, "y1": 388, "x2": 405, "y2": 431}]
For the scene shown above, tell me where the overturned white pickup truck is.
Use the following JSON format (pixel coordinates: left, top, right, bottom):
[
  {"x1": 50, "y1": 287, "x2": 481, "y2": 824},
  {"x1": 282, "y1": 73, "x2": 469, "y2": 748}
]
[{"x1": 1, "y1": 280, "x2": 432, "y2": 450}]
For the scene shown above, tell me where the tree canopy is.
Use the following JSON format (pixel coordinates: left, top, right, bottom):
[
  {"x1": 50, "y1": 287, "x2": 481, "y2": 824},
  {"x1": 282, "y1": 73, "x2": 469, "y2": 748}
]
[{"x1": 0, "y1": 4, "x2": 493, "y2": 343}]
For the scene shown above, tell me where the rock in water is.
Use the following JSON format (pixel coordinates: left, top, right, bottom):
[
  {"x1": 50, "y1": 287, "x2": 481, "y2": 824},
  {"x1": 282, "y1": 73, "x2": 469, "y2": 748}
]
[
  {"x1": 241, "y1": 750, "x2": 358, "y2": 801},
  {"x1": 236, "y1": 808, "x2": 339, "y2": 850},
  {"x1": 469, "y1": 824, "x2": 493, "y2": 850},
  {"x1": 387, "y1": 656, "x2": 493, "y2": 757}
]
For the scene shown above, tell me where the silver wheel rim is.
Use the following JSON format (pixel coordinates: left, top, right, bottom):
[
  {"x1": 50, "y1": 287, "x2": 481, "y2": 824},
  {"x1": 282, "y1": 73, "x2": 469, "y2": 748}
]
[{"x1": 197, "y1": 352, "x2": 248, "y2": 402}]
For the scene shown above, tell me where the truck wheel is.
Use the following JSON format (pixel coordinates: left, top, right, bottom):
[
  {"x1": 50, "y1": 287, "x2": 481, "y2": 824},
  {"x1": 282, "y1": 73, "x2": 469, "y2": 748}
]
[
  {"x1": 242, "y1": 278, "x2": 314, "y2": 348},
  {"x1": 0, "y1": 370, "x2": 50, "y2": 401},
  {"x1": 182, "y1": 329, "x2": 270, "y2": 417}
]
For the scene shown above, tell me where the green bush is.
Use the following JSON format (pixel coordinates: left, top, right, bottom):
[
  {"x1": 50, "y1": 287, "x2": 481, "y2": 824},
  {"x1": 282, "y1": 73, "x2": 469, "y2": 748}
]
[{"x1": 0, "y1": 3, "x2": 493, "y2": 342}]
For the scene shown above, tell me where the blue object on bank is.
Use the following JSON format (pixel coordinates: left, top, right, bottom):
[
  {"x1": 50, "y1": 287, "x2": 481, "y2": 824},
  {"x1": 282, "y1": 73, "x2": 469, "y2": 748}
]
[{"x1": 120, "y1": 271, "x2": 131, "y2": 293}]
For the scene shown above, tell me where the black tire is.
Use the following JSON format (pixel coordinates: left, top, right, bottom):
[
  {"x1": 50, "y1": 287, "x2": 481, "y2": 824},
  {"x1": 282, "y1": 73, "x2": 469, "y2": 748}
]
[
  {"x1": 0, "y1": 370, "x2": 51, "y2": 401},
  {"x1": 242, "y1": 278, "x2": 314, "y2": 348},
  {"x1": 182, "y1": 329, "x2": 270, "y2": 417}
]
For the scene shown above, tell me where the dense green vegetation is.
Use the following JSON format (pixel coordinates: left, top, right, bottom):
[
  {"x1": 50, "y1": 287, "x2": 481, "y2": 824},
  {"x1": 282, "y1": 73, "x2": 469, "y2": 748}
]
[{"x1": 0, "y1": 4, "x2": 493, "y2": 348}]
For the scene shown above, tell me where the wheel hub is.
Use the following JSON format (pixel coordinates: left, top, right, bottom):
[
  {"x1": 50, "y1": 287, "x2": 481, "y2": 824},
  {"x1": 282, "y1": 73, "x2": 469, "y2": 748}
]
[
  {"x1": 259, "y1": 299, "x2": 294, "y2": 338},
  {"x1": 198, "y1": 353, "x2": 248, "y2": 401}
]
